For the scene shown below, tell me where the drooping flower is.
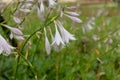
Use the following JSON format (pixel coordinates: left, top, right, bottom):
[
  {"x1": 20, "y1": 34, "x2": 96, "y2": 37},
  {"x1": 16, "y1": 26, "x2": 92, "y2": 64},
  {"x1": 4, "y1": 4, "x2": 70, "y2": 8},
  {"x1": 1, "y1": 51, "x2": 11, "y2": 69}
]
[
  {"x1": 0, "y1": 35, "x2": 14, "y2": 56},
  {"x1": 64, "y1": 14, "x2": 82, "y2": 23},
  {"x1": 10, "y1": 27, "x2": 23, "y2": 36},
  {"x1": 3, "y1": 24, "x2": 24, "y2": 41},
  {"x1": 10, "y1": 33, "x2": 24, "y2": 41},
  {"x1": 48, "y1": 0, "x2": 56, "y2": 7},
  {"x1": 65, "y1": 11, "x2": 79, "y2": 17},
  {"x1": 49, "y1": 27, "x2": 59, "y2": 52},
  {"x1": 56, "y1": 21, "x2": 76, "y2": 44},
  {"x1": 85, "y1": 17, "x2": 95, "y2": 31},
  {"x1": 53, "y1": 23, "x2": 64, "y2": 46},
  {"x1": 86, "y1": 23, "x2": 93, "y2": 30},
  {"x1": 37, "y1": 0, "x2": 45, "y2": 19},
  {"x1": 96, "y1": 8, "x2": 104, "y2": 17},
  {"x1": 44, "y1": 28, "x2": 51, "y2": 55},
  {"x1": 61, "y1": 9, "x2": 82, "y2": 23},
  {"x1": 13, "y1": 16, "x2": 21, "y2": 24},
  {"x1": 92, "y1": 35, "x2": 100, "y2": 41}
]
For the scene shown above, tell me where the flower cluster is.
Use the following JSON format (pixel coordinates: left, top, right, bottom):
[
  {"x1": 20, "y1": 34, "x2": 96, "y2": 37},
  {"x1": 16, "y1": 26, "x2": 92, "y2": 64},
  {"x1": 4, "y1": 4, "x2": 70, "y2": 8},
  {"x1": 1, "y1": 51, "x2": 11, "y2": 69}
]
[
  {"x1": 0, "y1": 0, "x2": 81, "y2": 55},
  {"x1": 0, "y1": 24, "x2": 24, "y2": 55},
  {"x1": 35, "y1": 0, "x2": 82, "y2": 54},
  {"x1": 44, "y1": 20, "x2": 76, "y2": 54},
  {"x1": 0, "y1": 35, "x2": 14, "y2": 56},
  {"x1": 3, "y1": 24, "x2": 24, "y2": 41}
]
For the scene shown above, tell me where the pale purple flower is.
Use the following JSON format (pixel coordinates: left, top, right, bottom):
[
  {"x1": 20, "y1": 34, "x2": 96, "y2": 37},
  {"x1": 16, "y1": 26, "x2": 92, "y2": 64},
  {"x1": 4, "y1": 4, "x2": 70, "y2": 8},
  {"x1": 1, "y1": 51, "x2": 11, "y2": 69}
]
[
  {"x1": 10, "y1": 33, "x2": 24, "y2": 41},
  {"x1": 38, "y1": 0, "x2": 45, "y2": 19},
  {"x1": 10, "y1": 27, "x2": 23, "y2": 36},
  {"x1": 44, "y1": 28, "x2": 51, "y2": 55},
  {"x1": 3, "y1": 24, "x2": 23, "y2": 35},
  {"x1": 39, "y1": 1, "x2": 44, "y2": 13},
  {"x1": 20, "y1": 0, "x2": 33, "y2": 9},
  {"x1": 92, "y1": 35, "x2": 100, "y2": 41},
  {"x1": 49, "y1": 0, "x2": 56, "y2": 7},
  {"x1": 85, "y1": 17, "x2": 95, "y2": 31},
  {"x1": 53, "y1": 23, "x2": 64, "y2": 46},
  {"x1": 3, "y1": 25, "x2": 24, "y2": 41},
  {"x1": 49, "y1": 28, "x2": 59, "y2": 52},
  {"x1": 56, "y1": 21, "x2": 76, "y2": 44},
  {"x1": 0, "y1": 35, "x2": 14, "y2": 56},
  {"x1": 65, "y1": 11, "x2": 79, "y2": 16},
  {"x1": 86, "y1": 24, "x2": 93, "y2": 30},
  {"x1": 13, "y1": 16, "x2": 21, "y2": 24},
  {"x1": 64, "y1": 14, "x2": 82, "y2": 23}
]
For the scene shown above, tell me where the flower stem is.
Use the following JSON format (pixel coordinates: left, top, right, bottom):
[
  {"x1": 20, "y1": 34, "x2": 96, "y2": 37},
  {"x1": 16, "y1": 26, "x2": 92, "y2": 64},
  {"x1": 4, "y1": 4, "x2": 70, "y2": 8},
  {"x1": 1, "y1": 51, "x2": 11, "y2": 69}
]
[{"x1": 14, "y1": 13, "x2": 60, "y2": 79}]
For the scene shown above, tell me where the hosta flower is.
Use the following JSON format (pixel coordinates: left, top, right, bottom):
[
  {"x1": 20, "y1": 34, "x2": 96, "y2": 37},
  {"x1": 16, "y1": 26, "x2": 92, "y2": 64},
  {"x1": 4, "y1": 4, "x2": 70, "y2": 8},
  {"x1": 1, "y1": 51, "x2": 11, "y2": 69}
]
[
  {"x1": 85, "y1": 17, "x2": 95, "y2": 31},
  {"x1": 10, "y1": 27, "x2": 23, "y2": 36},
  {"x1": 3, "y1": 24, "x2": 24, "y2": 41},
  {"x1": 10, "y1": 33, "x2": 24, "y2": 41},
  {"x1": 48, "y1": 0, "x2": 56, "y2": 7},
  {"x1": 61, "y1": 9, "x2": 82, "y2": 23},
  {"x1": 20, "y1": 0, "x2": 33, "y2": 9},
  {"x1": 92, "y1": 35, "x2": 100, "y2": 41},
  {"x1": 38, "y1": 0, "x2": 45, "y2": 19},
  {"x1": 13, "y1": 16, "x2": 21, "y2": 24},
  {"x1": 0, "y1": 35, "x2": 14, "y2": 56},
  {"x1": 56, "y1": 21, "x2": 76, "y2": 44},
  {"x1": 64, "y1": 14, "x2": 82, "y2": 23},
  {"x1": 65, "y1": 11, "x2": 79, "y2": 17},
  {"x1": 44, "y1": 28, "x2": 51, "y2": 55},
  {"x1": 49, "y1": 28, "x2": 59, "y2": 52},
  {"x1": 86, "y1": 24, "x2": 93, "y2": 30},
  {"x1": 53, "y1": 23, "x2": 64, "y2": 46}
]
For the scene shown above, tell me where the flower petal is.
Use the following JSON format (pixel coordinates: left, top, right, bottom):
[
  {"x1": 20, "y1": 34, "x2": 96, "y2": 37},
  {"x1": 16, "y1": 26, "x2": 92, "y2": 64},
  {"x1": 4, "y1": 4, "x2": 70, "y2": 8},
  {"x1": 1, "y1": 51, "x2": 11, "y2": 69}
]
[
  {"x1": 54, "y1": 24, "x2": 64, "y2": 45},
  {"x1": 44, "y1": 28, "x2": 51, "y2": 55},
  {"x1": 0, "y1": 35, "x2": 14, "y2": 55},
  {"x1": 64, "y1": 14, "x2": 82, "y2": 23},
  {"x1": 13, "y1": 16, "x2": 21, "y2": 24},
  {"x1": 56, "y1": 21, "x2": 76, "y2": 44}
]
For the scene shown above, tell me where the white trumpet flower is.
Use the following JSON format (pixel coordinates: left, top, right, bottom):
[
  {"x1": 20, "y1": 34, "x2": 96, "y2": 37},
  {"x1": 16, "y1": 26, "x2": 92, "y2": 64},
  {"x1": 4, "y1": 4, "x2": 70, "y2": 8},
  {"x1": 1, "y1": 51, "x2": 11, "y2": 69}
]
[
  {"x1": 38, "y1": 0, "x2": 45, "y2": 19},
  {"x1": 53, "y1": 24, "x2": 64, "y2": 46},
  {"x1": 65, "y1": 11, "x2": 79, "y2": 17},
  {"x1": 64, "y1": 14, "x2": 82, "y2": 23},
  {"x1": 10, "y1": 33, "x2": 24, "y2": 41},
  {"x1": 0, "y1": 35, "x2": 14, "y2": 56},
  {"x1": 49, "y1": 28, "x2": 59, "y2": 52},
  {"x1": 44, "y1": 28, "x2": 51, "y2": 55},
  {"x1": 13, "y1": 16, "x2": 21, "y2": 24},
  {"x1": 56, "y1": 21, "x2": 76, "y2": 44},
  {"x1": 49, "y1": 0, "x2": 56, "y2": 7},
  {"x1": 10, "y1": 27, "x2": 23, "y2": 36},
  {"x1": 3, "y1": 25, "x2": 24, "y2": 41}
]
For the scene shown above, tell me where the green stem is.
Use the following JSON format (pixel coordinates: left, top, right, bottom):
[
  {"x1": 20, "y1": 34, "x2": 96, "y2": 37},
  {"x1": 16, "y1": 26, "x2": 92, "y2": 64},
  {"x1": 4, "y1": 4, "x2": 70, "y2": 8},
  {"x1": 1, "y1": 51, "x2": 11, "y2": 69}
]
[
  {"x1": 31, "y1": 37, "x2": 41, "y2": 63},
  {"x1": 14, "y1": 13, "x2": 60, "y2": 79},
  {"x1": 31, "y1": 9, "x2": 52, "y2": 63},
  {"x1": 14, "y1": 28, "x2": 40, "y2": 80}
]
